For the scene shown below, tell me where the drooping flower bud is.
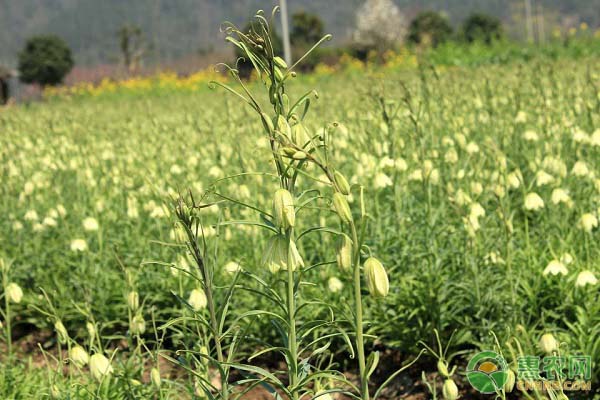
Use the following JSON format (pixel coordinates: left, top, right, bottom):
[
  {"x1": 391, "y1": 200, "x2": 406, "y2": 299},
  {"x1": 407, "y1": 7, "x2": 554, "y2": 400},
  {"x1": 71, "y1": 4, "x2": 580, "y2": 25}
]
[
  {"x1": 262, "y1": 235, "x2": 304, "y2": 273},
  {"x1": 275, "y1": 115, "x2": 291, "y2": 137},
  {"x1": 86, "y1": 321, "x2": 96, "y2": 340},
  {"x1": 90, "y1": 353, "x2": 114, "y2": 382},
  {"x1": 364, "y1": 257, "x2": 389, "y2": 298},
  {"x1": 336, "y1": 235, "x2": 353, "y2": 271},
  {"x1": 273, "y1": 56, "x2": 288, "y2": 69},
  {"x1": 442, "y1": 379, "x2": 459, "y2": 400},
  {"x1": 437, "y1": 360, "x2": 450, "y2": 378},
  {"x1": 69, "y1": 345, "x2": 90, "y2": 368},
  {"x1": 273, "y1": 189, "x2": 295, "y2": 229},
  {"x1": 539, "y1": 333, "x2": 558, "y2": 354},
  {"x1": 332, "y1": 192, "x2": 352, "y2": 223},
  {"x1": 151, "y1": 367, "x2": 161, "y2": 389},
  {"x1": 127, "y1": 291, "x2": 140, "y2": 311},
  {"x1": 51, "y1": 385, "x2": 60, "y2": 398},
  {"x1": 334, "y1": 171, "x2": 351, "y2": 195},
  {"x1": 188, "y1": 288, "x2": 207, "y2": 311},
  {"x1": 504, "y1": 369, "x2": 515, "y2": 392},
  {"x1": 291, "y1": 122, "x2": 311, "y2": 147},
  {"x1": 5, "y1": 282, "x2": 23, "y2": 304},
  {"x1": 54, "y1": 320, "x2": 69, "y2": 344},
  {"x1": 130, "y1": 314, "x2": 146, "y2": 334}
]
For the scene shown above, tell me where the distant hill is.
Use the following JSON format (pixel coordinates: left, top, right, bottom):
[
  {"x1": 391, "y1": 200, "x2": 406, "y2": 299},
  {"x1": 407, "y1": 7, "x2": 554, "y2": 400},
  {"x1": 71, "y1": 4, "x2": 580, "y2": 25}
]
[{"x1": 1, "y1": 0, "x2": 598, "y2": 67}]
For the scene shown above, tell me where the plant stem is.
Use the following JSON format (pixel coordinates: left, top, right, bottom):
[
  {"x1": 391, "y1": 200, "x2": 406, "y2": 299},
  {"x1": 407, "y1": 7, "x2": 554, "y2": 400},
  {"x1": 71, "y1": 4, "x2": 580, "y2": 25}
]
[
  {"x1": 350, "y1": 223, "x2": 369, "y2": 400},
  {"x1": 286, "y1": 231, "x2": 299, "y2": 400}
]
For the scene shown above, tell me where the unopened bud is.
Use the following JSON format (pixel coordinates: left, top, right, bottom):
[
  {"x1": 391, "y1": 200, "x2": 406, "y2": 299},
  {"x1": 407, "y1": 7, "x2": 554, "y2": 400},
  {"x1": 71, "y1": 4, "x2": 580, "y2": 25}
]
[
  {"x1": 332, "y1": 192, "x2": 352, "y2": 223},
  {"x1": 334, "y1": 171, "x2": 351, "y2": 195},
  {"x1": 273, "y1": 56, "x2": 288, "y2": 69},
  {"x1": 539, "y1": 333, "x2": 558, "y2": 354},
  {"x1": 273, "y1": 189, "x2": 295, "y2": 229},
  {"x1": 504, "y1": 369, "x2": 515, "y2": 392},
  {"x1": 364, "y1": 257, "x2": 389, "y2": 298},
  {"x1": 442, "y1": 379, "x2": 459, "y2": 400},
  {"x1": 261, "y1": 113, "x2": 274, "y2": 132},
  {"x1": 437, "y1": 360, "x2": 450, "y2": 377},
  {"x1": 262, "y1": 235, "x2": 304, "y2": 273},
  {"x1": 292, "y1": 151, "x2": 306, "y2": 160},
  {"x1": 336, "y1": 235, "x2": 353, "y2": 271},
  {"x1": 69, "y1": 345, "x2": 90, "y2": 368},
  {"x1": 127, "y1": 291, "x2": 139, "y2": 311},
  {"x1": 188, "y1": 288, "x2": 207, "y2": 311},
  {"x1": 151, "y1": 367, "x2": 161, "y2": 389},
  {"x1": 54, "y1": 320, "x2": 69, "y2": 344},
  {"x1": 5, "y1": 282, "x2": 23, "y2": 304},
  {"x1": 291, "y1": 122, "x2": 311, "y2": 147},
  {"x1": 90, "y1": 353, "x2": 114, "y2": 381},
  {"x1": 130, "y1": 314, "x2": 146, "y2": 334}
]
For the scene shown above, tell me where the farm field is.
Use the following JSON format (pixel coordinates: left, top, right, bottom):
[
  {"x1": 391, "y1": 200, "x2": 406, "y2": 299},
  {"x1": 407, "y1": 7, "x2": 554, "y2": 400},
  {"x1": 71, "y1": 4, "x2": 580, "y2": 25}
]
[{"x1": 1, "y1": 32, "x2": 600, "y2": 399}]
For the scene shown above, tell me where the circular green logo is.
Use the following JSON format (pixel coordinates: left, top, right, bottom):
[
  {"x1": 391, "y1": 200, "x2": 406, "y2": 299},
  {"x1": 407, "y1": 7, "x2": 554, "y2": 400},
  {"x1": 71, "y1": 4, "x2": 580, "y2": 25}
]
[{"x1": 466, "y1": 351, "x2": 509, "y2": 394}]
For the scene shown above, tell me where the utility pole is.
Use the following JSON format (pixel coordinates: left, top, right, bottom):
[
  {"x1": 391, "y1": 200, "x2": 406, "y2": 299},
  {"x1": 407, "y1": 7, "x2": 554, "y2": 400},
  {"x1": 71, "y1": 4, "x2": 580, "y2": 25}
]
[
  {"x1": 536, "y1": 0, "x2": 545, "y2": 44},
  {"x1": 280, "y1": 0, "x2": 292, "y2": 65},
  {"x1": 524, "y1": 0, "x2": 534, "y2": 43}
]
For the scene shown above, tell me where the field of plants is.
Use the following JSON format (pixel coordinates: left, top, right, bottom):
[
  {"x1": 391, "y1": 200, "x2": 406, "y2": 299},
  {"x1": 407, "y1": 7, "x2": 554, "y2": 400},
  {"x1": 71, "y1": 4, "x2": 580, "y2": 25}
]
[{"x1": 1, "y1": 15, "x2": 599, "y2": 400}]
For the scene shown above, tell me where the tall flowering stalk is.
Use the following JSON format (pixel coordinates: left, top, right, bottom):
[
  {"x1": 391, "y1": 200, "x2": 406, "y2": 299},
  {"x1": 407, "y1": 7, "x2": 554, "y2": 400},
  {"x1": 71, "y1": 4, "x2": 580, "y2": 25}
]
[{"x1": 205, "y1": 9, "x2": 413, "y2": 400}]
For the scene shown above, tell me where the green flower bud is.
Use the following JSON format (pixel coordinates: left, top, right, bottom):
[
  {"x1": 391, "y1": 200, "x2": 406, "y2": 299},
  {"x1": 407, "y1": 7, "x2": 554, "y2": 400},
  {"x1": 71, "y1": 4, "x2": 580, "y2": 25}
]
[
  {"x1": 274, "y1": 66, "x2": 284, "y2": 82},
  {"x1": 275, "y1": 115, "x2": 291, "y2": 137},
  {"x1": 334, "y1": 171, "x2": 351, "y2": 195},
  {"x1": 51, "y1": 385, "x2": 61, "y2": 399},
  {"x1": 539, "y1": 333, "x2": 558, "y2": 354},
  {"x1": 90, "y1": 353, "x2": 114, "y2": 382},
  {"x1": 437, "y1": 360, "x2": 450, "y2": 378},
  {"x1": 442, "y1": 379, "x2": 459, "y2": 400},
  {"x1": 86, "y1": 321, "x2": 96, "y2": 340},
  {"x1": 54, "y1": 320, "x2": 69, "y2": 344},
  {"x1": 130, "y1": 314, "x2": 146, "y2": 334},
  {"x1": 332, "y1": 192, "x2": 352, "y2": 223},
  {"x1": 273, "y1": 188, "x2": 295, "y2": 229},
  {"x1": 262, "y1": 235, "x2": 304, "y2": 273},
  {"x1": 261, "y1": 112, "x2": 274, "y2": 132},
  {"x1": 274, "y1": 56, "x2": 288, "y2": 69},
  {"x1": 188, "y1": 288, "x2": 207, "y2": 311},
  {"x1": 5, "y1": 282, "x2": 23, "y2": 304},
  {"x1": 127, "y1": 291, "x2": 140, "y2": 311},
  {"x1": 364, "y1": 257, "x2": 389, "y2": 298},
  {"x1": 151, "y1": 367, "x2": 161, "y2": 389},
  {"x1": 504, "y1": 369, "x2": 515, "y2": 392},
  {"x1": 69, "y1": 345, "x2": 90, "y2": 368},
  {"x1": 292, "y1": 151, "x2": 306, "y2": 160},
  {"x1": 336, "y1": 235, "x2": 353, "y2": 271},
  {"x1": 291, "y1": 122, "x2": 311, "y2": 147}
]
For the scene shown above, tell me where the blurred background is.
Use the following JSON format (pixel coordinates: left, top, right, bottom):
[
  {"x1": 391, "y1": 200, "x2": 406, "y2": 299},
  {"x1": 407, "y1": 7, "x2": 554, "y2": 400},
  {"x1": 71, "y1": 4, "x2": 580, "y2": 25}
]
[{"x1": 1, "y1": 0, "x2": 600, "y2": 99}]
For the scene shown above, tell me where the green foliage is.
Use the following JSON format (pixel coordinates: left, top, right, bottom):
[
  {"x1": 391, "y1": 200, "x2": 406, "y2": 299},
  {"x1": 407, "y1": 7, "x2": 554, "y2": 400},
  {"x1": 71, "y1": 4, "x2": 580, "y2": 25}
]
[
  {"x1": 291, "y1": 11, "x2": 325, "y2": 46},
  {"x1": 407, "y1": 11, "x2": 453, "y2": 47},
  {"x1": 462, "y1": 13, "x2": 503, "y2": 44},
  {"x1": 18, "y1": 35, "x2": 74, "y2": 86}
]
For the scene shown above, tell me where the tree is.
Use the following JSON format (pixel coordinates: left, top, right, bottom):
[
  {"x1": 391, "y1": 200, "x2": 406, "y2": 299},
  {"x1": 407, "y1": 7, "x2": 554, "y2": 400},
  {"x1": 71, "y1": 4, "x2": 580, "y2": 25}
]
[
  {"x1": 354, "y1": 0, "x2": 407, "y2": 59},
  {"x1": 290, "y1": 11, "x2": 325, "y2": 71},
  {"x1": 118, "y1": 25, "x2": 146, "y2": 73},
  {"x1": 0, "y1": 66, "x2": 10, "y2": 105},
  {"x1": 18, "y1": 35, "x2": 74, "y2": 87},
  {"x1": 462, "y1": 13, "x2": 503, "y2": 44},
  {"x1": 291, "y1": 11, "x2": 324, "y2": 46},
  {"x1": 408, "y1": 11, "x2": 453, "y2": 47}
]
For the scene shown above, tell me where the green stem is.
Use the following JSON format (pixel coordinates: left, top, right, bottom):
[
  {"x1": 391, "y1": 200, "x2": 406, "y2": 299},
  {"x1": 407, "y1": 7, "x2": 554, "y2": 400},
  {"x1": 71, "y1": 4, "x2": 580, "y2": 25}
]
[
  {"x1": 286, "y1": 231, "x2": 299, "y2": 400},
  {"x1": 350, "y1": 222, "x2": 369, "y2": 400}
]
